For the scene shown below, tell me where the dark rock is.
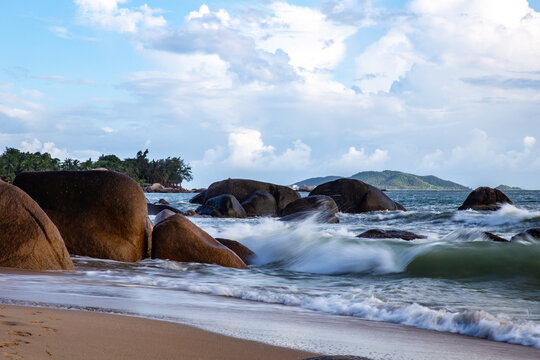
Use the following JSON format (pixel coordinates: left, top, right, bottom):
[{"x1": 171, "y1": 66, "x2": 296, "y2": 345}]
[
  {"x1": 511, "y1": 228, "x2": 540, "y2": 242},
  {"x1": 201, "y1": 178, "x2": 300, "y2": 212},
  {"x1": 280, "y1": 195, "x2": 339, "y2": 223},
  {"x1": 189, "y1": 190, "x2": 207, "y2": 204},
  {"x1": 241, "y1": 191, "x2": 277, "y2": 217},
  {"x1": 304, "y1": 357, "x2": 372, "y2": 360},
  {"x1": 14, "y1": 170, "x2": 151, "y2": 262},
  {"x1": 0, "y1": 180, "x2": 74, "y2": 270},
  {"x1": 458, "y1": 187, "x2": 513, "y2": 211},
  {"x1": 309, "y1": 179, "x2": 405, "y2": 213},
  {"x1": 151, "y1": 214, "x2": 247, "y2": 269},
  {"x1": 196, "y1": 194, "x2": 247, "y2": 218},
  {"x1": 158, "y1": 198, "x2": 169, "y2": 205},
  {"x1": 357, "y1": 229, "x2": 426, "y2": 241},
  {"x1": 147, "y1": 203, "x2": 181, "y2": 215},
  {"x1": 154, "y1": 209, "x2": 176, "y2": 226},
  {"x1": 215, "y1": 238, "x2": 255, "y2": 265},
  {"x1": 184, "y1": 210, "x2": 197, "y2": 216},
  {"x1": 483, "y1": 232, "x2": 508, "y2": 242}
]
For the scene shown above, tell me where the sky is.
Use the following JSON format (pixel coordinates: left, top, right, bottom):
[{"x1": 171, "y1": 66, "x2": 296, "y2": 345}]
[{"x1": 1, "y1": 0, "x2": 539, "y2": 189}]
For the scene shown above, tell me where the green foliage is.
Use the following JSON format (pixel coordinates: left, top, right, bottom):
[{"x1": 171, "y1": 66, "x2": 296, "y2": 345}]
[{"x1": 0, "y1": 147, "x2": 192, "y2": 185}]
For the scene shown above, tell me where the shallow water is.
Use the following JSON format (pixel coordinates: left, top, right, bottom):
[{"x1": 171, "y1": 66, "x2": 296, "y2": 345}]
[{"x1": 2, "y1": 190, "x2": 540, "y2": 349}]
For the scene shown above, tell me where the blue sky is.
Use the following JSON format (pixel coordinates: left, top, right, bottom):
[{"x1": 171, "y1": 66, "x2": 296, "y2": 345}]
[{"x1": 1, "y1": 0, "x2": 539, "y2": 189}]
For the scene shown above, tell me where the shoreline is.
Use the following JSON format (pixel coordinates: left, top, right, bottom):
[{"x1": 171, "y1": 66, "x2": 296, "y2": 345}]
[{"x1": 0, "y1": 304, "x2": 318, "y2": 360}]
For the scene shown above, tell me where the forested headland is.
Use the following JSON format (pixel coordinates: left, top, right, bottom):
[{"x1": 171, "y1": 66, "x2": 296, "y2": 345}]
[{"x1": 0, "y1": 148, "x2": 192, "y2": 184}]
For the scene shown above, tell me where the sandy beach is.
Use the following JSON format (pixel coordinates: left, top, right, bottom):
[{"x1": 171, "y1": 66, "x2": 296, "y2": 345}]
[{"x1": 0, "y1": 305, "x2": 317, "y2": 360}]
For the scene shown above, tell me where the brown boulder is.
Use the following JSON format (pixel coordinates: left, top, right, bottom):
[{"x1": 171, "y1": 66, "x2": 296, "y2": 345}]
[
  {"x1": 215, "y1": 238, "x2": 256, "y2": 265},
  {"x1": 201, "y1": 179, "x2": 300, "y2": 212},
  {"x1": 152, "y1": 214, "x2": 247, "y2": 269},
  {"x1": 241, "y1": 191, "x2": 277, "y2": 217},
  {"x1": 14, "y1": 171, "x2": 151, "y2": 262},
  {"x1": 280, "y1": 195, "x2": 339, "y2": 223},
  {"x1": 0, "y1": 181, "x2": 73, "y2": 270},
  {"x1": 154, "y1": 209, "x2": 176, "y2": 226},
  {"x1": 309, "y1": 179, "x2": 405, "y2": 213},
  {"x1": 458, "y1": 187, "x2": 513, "y2": 211}
]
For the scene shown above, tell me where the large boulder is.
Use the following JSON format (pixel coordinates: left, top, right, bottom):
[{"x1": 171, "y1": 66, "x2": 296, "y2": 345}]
[
  {"x1": 309, "y1": 179, "x2": 405, "y2": 213},
  {"x1": 154, "y1": 209, "x2": 176, "y2": 226},
  {"x1": 215, "y1": 238, "x2": 255, "y2": 265},
  {"x1": 152, "y1": 214, "x2": 247, "y2": 269},
  {"x1": 200, "y1": 179, "x2": 300, "y2": 213},
  {"x1": 196, "y1": 194, "x2": 247, "y2": 218},
  {"x1": 458, "y1": 187, "x2": 513, "y2": 211},
  {"x1": 280, "y1": 195, "x2": 339, "y2": 223},
  {"x1": 241, "y1": 191, "x2": 277, "y2": 217},
  {"x1": 189, "y1": 190, "x2": 207, "y2": 204},
  {"x1": 0, "y1": 181, "x2": 73, "y2": 270},
  {"x1": 14, "y1": 171, "x2": 151, "y2": 262},
  {"x1": 357, "y1": 229, "x2": 426, "y2": 241}
]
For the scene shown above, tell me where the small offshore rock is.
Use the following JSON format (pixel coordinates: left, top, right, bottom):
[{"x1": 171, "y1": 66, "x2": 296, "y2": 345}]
[
  {"x1": 458, "y1": 187, "x2": 513, "y2": 211},
  {"x1": 357, "y1": 229, "x2": 426, "y2": 241}
]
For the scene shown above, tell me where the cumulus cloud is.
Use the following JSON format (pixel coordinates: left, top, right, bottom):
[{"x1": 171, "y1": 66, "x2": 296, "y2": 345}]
[
  {"x1": 334, "y1": 146, "x2": 389, "y2": 172},
  {"x1": 524, "y1": 136, "x2": 536, "y2": 148},
  {"x1": 20, "y1": 138, "x2": 68, "y2": 159}
]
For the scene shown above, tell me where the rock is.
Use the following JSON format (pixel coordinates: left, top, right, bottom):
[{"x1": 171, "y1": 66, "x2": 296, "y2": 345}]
[
  {"x1": 196, "y1": 194, "x2": 247, "y2": 218},
  {"x1": 189, "y1": 190, "x2": 207, "y2": 204},
  {"x1": 0, "y1": 181, "x2": 74, "y2": 270},
  {"x1": 158, "y1": 198, "x2": 169, "y2": 205},
  {"x1": 357, "y1": 229, "x2": 426, "y2": 241},
  {"x1": 511, "y1": 228, "x2": 540, "y2": 242},
  {"x1": 145, "y1": 217, "x2": 153, "y2": 258},
  {"x1": 483, "y1": 232, "x2": 508, "y2": 242},
  {"x1": 184, "y1": 210, "x2": 197, "y2": 216},
  {"x1": 280, "y1": 195, "x2": 339, "y2": 223},
  {"x1": 201, "y1": 179, "x2": 300, "y2": 213},
  {"x1": 147, "y1": 203, "x2": 181, "y2": 215},
  {"x1": 241, "y1": 191, "x2": 277, "y2": 217},
  {"x1": 151, "y1": 214, "x2": 247, "y2": 269},
  {"x1": 309, "y1": 179, "x2": 405, "y2": 213},
  {"x1": 304, "y1": 357, "x2": 371, "y2": 360},
  {"x1": 14, "y1": 171, "x2": 151, "y2": 262},
  {"x1": 215, "y1": 238, "x2": 255, "y2": 265},
  {"x1": 154, "y1": 209, "x2": 176, "y2": 226},
  {"x1": 458, "y1": 187, "x2": 513, "y2": 211}
]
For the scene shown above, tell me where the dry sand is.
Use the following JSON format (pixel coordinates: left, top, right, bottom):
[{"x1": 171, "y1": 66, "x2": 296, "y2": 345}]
[{"x1": 0, "y1": 305, "x2": 317, "y2": 360}]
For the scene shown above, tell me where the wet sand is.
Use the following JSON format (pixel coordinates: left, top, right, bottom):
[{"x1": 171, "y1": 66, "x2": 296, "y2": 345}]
[{"x1": 0, "y1": 305, "x2": 316, "y2": 360}]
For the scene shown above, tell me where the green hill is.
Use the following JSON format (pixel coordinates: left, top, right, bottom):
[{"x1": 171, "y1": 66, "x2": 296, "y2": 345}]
[
  {"x1": 293, "y1": 170, "x2": 469, "y2": 190},
  {"x1": 496, "y1": 184, "x2": 522, "y2": 191}
]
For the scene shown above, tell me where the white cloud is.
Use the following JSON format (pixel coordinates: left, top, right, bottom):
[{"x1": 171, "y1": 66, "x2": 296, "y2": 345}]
[
  {"x1": 48, "y1": 26, "x2": 71, "y2": 39},
  {"x1": 524, "y1": 136, "x2": 536, "y2": 148},
  {"x1": 335, "y1": 146, "x2": 390, "y2": 172},
  {"x1": 20, "y1": 138, "x2": 67, "y2": 159},
  {"x1": 32, "y1": 75, "x2": 95, "y2": 86},
  {"x1": 101, "y1": 126, "x2": 114, "y2": 133}
]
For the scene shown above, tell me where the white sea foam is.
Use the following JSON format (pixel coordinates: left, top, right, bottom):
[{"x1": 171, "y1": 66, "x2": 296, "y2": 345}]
[{"x1": 453, "y1": 204, "x2": 540, "y2": 226}]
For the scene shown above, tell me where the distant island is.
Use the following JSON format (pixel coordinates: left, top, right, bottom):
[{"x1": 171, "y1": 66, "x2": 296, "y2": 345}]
[
  {"x1": 293, "y1": 170, "x2": 470, "y2": 190},
  {"x1": 495, "y1": 184, "x2": 523, "y2": 191}
]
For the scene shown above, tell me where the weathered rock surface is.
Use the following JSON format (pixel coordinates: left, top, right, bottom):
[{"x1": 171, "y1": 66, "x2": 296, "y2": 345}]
[
  {"x1": 14, "y1": 171, "x2": 151, "y2": 262},
  {"x1": 215, "y1": 238, "x2": 255, "y2": 265},
  {"x1": 241, "y1": 191, "x2": 277, "y2": 217},
  {"x1": 196, "y1": 194, "x2": 247, "y2": 218},
  {"x1": 511, "y1": 228, "x2": 540, "y2": 242},
  {"x1": 309, "y1": 179, "x2": 405, "y2": 213},
  {"x1": 280, "y1": 195, "x2": 339, "y2": 223},
  {"x1": 458, "y1": 187, "x2": 513, "y2": 211},
  {"x1": 0, "y1": 180, "x2": 74, "y2": 270},
  {"x1": 152, "y1": 214, "x2": 247, "y2": 269},
  {"x1": 200, "y1": 179, "x2": 300, "y2": 213},
  {"x1": 189, "y1": 190, "x2": 207, "y2": 204},
  {"x1": 357, "y1": 229, "x2": 426, "y2": 241},
  {"x1": 154, "y1": 209, "x2": 176, "y2": 226}
]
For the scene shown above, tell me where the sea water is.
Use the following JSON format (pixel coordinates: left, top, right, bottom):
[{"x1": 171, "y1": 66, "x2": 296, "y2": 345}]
[{"x1": 1, "y1": 190, "x2": 540, "y2": 350}]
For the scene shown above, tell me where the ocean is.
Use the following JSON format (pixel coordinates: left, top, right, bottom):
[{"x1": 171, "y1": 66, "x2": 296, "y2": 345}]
[{"x1": 2, "y1": 190, "x2": 540, "y2": 355}]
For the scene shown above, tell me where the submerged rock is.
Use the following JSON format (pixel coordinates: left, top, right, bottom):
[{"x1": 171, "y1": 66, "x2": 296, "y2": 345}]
[
  {"x1": 280, "y1": 195, "x2": 339, "y2": 223},
  {"x1": 458, "y1": 187, "x2": 513, "y2": 211},
  {"x1": 309, "y1": 179, "x2": 405, "y2": 213},
  {"x1": 511, "y1": 228, "x2": 540, "y2": 242},
  {"x1": 14, "y1": 170, "x2": 151, "y2": 262},
  {"x1": 241, "y1": 191, "x2": 277, "y2": 217},
  {"x1": 357, "y1": 229, "x2": 426, "y2": 241},
  {"x1": 215, "y1": 238, "x2": 255, "y2": 265},
  {"x1": 0, "y1": 180, "x2": 73, "y2": 270},
  {"x1": 151, "y1": 214, "x2": 247, "y2": 269},
  {"x1": 196, "y1": 194, "x2": 247, "y2": 218},
  {"x1": 483, "y1": 232, "x2": 508, "y2": 242}
]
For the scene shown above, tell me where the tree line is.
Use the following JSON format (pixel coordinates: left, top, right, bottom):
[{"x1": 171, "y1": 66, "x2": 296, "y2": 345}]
[{"x1": 0, "y1": 148, "x2": 193, "y2": 185}]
